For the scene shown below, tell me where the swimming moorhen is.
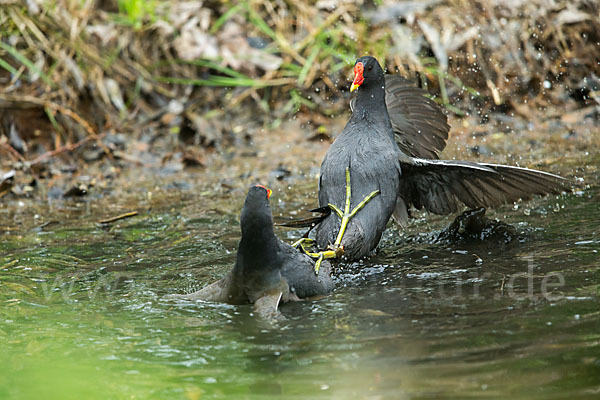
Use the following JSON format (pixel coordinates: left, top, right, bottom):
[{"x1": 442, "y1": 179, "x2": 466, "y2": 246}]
[{"x1": 176, "y1": 185, "x2": 334, "y2": 318}]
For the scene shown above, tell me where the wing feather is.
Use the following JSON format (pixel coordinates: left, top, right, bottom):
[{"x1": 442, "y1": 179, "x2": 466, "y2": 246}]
[{"x1": 399, "y1": 158, "x2": 570, "y2": 216}]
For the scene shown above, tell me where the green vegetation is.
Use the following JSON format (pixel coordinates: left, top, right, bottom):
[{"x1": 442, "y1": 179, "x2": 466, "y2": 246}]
[
  {"x1": 114, "y1": 0, "x2": 158, "y2": 29},
  {"x1": 0, "y1": 0, "x2": 598, "y2": 150}
]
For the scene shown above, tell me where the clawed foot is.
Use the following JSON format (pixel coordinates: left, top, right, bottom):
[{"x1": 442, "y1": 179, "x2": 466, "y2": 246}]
[
  {"x1": 292, "y1": 167, "x2": 379, "y2": 275},
  {"x1": 292, "y1": 238, "x2": 343, "y2": 274}
]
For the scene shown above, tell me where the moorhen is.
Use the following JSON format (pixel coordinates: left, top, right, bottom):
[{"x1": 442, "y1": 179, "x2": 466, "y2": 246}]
[
  {"x1": 299, "y1": 56, "x2": 568, "y2": 271},
  {"x1": 176, "y1": 185, "x2": 334, "y2": 318}
]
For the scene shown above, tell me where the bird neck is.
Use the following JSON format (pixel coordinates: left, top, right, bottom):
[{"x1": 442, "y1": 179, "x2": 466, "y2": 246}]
[
  {"x1": 239, "y1": 217, "x2": 279, "y2": 256},
  {"x1": 351, "y1": 82, "x2": 387, "y2": 119}
]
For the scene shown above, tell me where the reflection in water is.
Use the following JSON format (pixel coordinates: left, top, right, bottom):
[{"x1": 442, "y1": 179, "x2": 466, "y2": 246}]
[{"x1": 0, "y1": 178, "x2": 598, "y2": 399}]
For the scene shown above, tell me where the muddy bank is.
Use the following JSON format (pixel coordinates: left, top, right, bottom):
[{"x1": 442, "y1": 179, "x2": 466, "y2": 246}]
[{"x1": 1, "y1": 0, "x2": 599, "y2": 202}]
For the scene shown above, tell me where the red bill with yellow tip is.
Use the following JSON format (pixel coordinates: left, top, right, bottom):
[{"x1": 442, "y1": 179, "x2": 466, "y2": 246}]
[
  {"x1": 255, "y1": 184, "x2": 272, "y2": 199},
  {"x1": 350, "y1": 62, "x2": 364, "y2": 92}
]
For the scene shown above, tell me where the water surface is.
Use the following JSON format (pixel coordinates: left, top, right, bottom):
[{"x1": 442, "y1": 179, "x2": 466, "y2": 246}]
[{"x1": 1, "y1": 168, "x2": 598, "y2": 399}]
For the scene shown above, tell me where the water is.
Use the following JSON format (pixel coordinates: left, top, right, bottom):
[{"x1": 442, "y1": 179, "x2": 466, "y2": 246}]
[{"x1": 1, "y1": 172, "x2": 598, "y2": 399}]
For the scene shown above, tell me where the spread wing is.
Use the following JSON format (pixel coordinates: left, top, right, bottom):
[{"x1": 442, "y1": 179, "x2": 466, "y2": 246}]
[
  {"x1": 394, "y1": 158, "x2": 570, "y2": 225},
  {"x1": 351, "y1": 75, "x2": 450, "y2": 159}
]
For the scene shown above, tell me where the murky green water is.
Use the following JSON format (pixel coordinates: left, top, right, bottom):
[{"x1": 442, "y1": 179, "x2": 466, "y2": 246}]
[{"x1": 1, "y1": 169, "x2": 599, "y2": 399}]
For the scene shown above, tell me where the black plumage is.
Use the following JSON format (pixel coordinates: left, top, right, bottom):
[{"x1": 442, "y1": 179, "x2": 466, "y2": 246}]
[
  {"x1": 178, "y1": 185, "x2": 334, "y2": 314},
  {"x1": 316, "y1": 57, "x2": 400, "y2": 260},
  {"x1": 314, "y1": 56, "x2": 569, "y2": 261}
]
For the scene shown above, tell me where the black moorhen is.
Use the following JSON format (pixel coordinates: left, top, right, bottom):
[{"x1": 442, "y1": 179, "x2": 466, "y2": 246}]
[
  {"x1": 176, "y1": 185, "x2": 334, "y2": 318},
  {"x1": 302, "y1": 56, "x2": 568, "y2": 269}
]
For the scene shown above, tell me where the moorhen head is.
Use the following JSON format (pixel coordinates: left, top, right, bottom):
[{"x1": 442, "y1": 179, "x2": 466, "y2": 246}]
[{"x1": 350, "y1": 56, "x2": 386, "y2": 93}]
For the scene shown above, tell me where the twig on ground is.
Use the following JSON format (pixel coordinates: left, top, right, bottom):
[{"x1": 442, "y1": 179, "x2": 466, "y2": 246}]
[
  {"x1": 29, "y1": 133, "x2": 106, "y2": 165},
  {"x1": 0, "y1": 141, "x2": 26, "y2": 162},
  {"x1": 98, "y1": 211, "x2": 139, "y2": 224}
]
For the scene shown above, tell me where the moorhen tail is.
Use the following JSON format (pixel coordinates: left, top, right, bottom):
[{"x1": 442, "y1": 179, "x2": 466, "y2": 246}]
[
  {"x1": 176, "y1": 185, "x2": 334, "y2": 318},
  {"x1": 301, "y1": 56, "x2": 568, "y2": 268}
]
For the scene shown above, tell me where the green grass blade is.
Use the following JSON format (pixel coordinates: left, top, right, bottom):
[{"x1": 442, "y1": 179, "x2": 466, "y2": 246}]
[
  {"x1": 156, "y1": 75, "x2": 254, "y2": 87},
  {"x1": 243, "y1": 3, "x2": 277, "y2": 41},
  {"x1": 298, "y1": 46, "x2": 320, "y2": 86},
  {"x1": 0, "y1": 42, "x2": 53, "y2": 87},
  {"x1": 290, "y1": 89, "x2": 315, "y2": 109},
  {"x1": 0, "y1": 57, "x2": 19, "y2": 76},
  {"x1": 444, "y1": 73, "x2": 481, "y2": 97},
  {"x1": 44, "y1": 106, "x2": 66, "y2": 139},
  {"x1": 210, "y1": 3, "x2": 243, "y2": 33},
  {"x1": 155, "y1": 75, "x2": 291, "y2": 88},
  {"x1": 184, "y1": 59, "x2": 249, "y2": 80},
  {"x1": 151, "y1": 58, "x2": 250, "y2": 80}
]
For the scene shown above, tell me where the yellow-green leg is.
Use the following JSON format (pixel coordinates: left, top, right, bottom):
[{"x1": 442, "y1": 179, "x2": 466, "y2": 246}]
[
  {"x1": 329, "y1": 167, "x2": 380, "y2": 248},
  {"x1": 294, "y1": 167, "x2": 380, "y2": 275}
]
